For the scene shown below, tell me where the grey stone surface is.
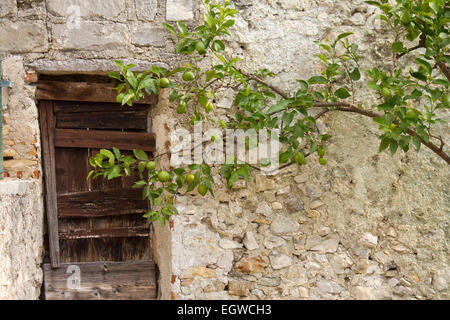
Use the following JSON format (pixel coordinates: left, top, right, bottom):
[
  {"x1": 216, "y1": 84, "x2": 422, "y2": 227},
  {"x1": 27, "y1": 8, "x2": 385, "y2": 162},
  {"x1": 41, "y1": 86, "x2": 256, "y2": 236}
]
[
  {"x1": 52, "y1": 22, "x2": 128, "y2": 51},
  {"x1": 26, "y1": 58, "x2": 168, "y2": 74},
  {"x1": 132, "y1": 26, "x2": 168, "y2": 47},
  {"x1": 270, "y1": 216, "x2": 299, "y2": 234},
  {"x1": 166, "y1": 0, "x2": 193, "y2": 21},
  {"x1": 0, "y1": 21, "x2": 47, "y2": 53},
  {"x1": 46, "y1": 0, "x2": 126, "y2": 20},
  {"x1": 136, "y1": 0, "x2": 157, "y2": 21}
]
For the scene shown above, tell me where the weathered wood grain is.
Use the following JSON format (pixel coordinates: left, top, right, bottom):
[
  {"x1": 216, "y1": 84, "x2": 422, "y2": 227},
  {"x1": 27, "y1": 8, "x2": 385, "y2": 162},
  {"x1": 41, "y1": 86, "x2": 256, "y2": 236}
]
[
  {"x1": 43, "y1": 260, "x2": 157, "y2": 300},
  {"x1": 39, "y1": 100, "x2": 60, "y2": 268},
  {"x1": 36, "y1": 81, "x2": 157, "y2": 105},
  {"x1": 56, "y1": 110, "x2": 148, "y2": 130},
  {"x1": 57, "y1": 188, "x2": 148, "y2": 218},
  {"x1": 59, "y1": 226, "x2": 150, "y2": 240},
  {"x1": 54, "y1": 129, "x2": 155, "y2": 151}
]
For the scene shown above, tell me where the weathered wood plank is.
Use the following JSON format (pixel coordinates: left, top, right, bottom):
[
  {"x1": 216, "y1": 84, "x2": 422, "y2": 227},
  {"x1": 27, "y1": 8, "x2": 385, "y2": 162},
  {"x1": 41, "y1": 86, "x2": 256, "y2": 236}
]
[
  {"x1": 43, "y1": 260, "x2": 157, "y2": 300},
  {"x1": 57, "y1": 189, "x2": 148, "y2": 218},
  {"x1": 53, "y1": 101, "x2": 149, "y2": 113},
  {"x1": 54, "y1": 129, "x2": 155, "y2": 151},
  {"x1": 56, "y1": 111, "x2": 148, "y2": 130},
  {"x1": 59, "y1": 226, "x2": 150, "y2": 240},
  {"x1": 39, "y1": 100, "x2": 60, "y2": 268},
  {"x1": 36, "y1": 81, "x2": 157, "y2": 105}
]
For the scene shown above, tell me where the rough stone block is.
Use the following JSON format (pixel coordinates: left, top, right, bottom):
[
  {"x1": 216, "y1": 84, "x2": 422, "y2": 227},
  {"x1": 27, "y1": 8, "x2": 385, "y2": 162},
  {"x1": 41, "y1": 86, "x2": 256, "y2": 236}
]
[
  {"x1": 136, "y1": 0, "x2": 157, "y2": 21},
  {"x1": 0, "y1": 0, "x2": 17, "y2": 17},
  {"x1": 132, "y1": 26, "x2": 167, "y2": 47},
  {"x1": 46, "y1": 0, "x2": 126, "y2": 20},
  {"x1": 166, "y1": 0, "x2": 193, "y2": 21},
  {"x1": 52, "y1": 22, "x2": 128, "y2": 51},
  {"x1": 0, "y1": 21, "x2": 47, "y2": 53}
]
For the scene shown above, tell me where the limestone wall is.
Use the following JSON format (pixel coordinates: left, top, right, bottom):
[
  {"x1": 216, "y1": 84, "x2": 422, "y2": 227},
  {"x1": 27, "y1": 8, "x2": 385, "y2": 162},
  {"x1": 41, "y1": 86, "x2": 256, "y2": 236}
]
[{"x1": 0, "y1": 0, "x2": 448, "y2": 300}]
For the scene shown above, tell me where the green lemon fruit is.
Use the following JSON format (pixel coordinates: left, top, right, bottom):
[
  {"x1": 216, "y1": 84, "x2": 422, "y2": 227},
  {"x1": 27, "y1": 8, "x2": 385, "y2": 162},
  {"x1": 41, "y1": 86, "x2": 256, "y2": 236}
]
[
  {"x1": 317, "y1": 147, "x2": 325, "y2": 158},
  {"x1": 295, "y1": 152, "x2": 306, "y2": 166},
  {"x1": 182, "y1": 71, "x2": 195, "y2": 81},
  {"x1": 159, "y1": 77, "x2": 170, "y2": 88},
  {"x1": 146, "y1": 161, "x2": 156, "y2": 171},
  {"x1": 442, "y1": 94, "x2": 450, "y2": 107},
  {"x1": 177, "y1": 102, "x2": 187, "y2": 114},
  {"x1": 195, "y1": 41, "x2": 206, "y2": 54},
  {"x1": 205, "y1": 101, "x2": 213, "y2": 113},
  {"x1": 401, "y1": 13, "x2": 411, "y2": 24},
  {"x1": 381, "y1": 87, "x2": 391, "y2": 98},
  {"x1": 158, "y1": 171, "x2": 170, "y2": 182},
  {"x1": 198, "y1": 184, "x2": 207, "y2": 196},
  {"x1": 319, "y1": 157, "x2": 327, "y2": 165},
  {"x1": 186, "y1": 173, "x2": 195, "y2": 184}
]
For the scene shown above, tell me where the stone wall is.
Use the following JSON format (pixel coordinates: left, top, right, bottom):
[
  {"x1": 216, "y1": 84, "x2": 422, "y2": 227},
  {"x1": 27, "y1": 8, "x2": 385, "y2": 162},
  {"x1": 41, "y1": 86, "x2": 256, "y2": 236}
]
[
  {"x1": 0, "y1": 180, "x2": 43, "y2": 299},
  {"x1": 0, "y1": 0, "x2": 448, "y2": 300}
]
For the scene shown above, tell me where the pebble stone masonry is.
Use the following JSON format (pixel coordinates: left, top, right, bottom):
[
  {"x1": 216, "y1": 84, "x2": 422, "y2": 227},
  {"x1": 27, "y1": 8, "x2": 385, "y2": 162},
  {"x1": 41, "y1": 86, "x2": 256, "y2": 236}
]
[{"x1": 0, "y1": 0, "x2": 449, "y2": 300}]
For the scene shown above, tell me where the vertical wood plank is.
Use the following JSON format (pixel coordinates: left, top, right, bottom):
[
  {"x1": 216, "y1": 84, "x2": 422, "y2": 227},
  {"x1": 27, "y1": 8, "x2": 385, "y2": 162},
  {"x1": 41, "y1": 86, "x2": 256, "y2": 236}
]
[{"x1": 40, "y1": 100, "x2": 60, "y2": 267}]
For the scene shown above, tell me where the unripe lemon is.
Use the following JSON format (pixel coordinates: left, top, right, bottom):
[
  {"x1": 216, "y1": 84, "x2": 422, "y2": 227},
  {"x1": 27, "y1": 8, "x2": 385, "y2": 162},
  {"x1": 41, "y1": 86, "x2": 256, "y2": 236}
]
[
  {"x1": 195, "y1": 41, "x2": 206, "y2": 54},
  {"x1": 198, "y1": 184, "x2": 207, "y2": 196},
  {"x1": 186, "y1": 173, "x2": 195, "y2": 184},
  {"x1": 318, "y1": 147, "x2": 325, "y2": 158},
  {"x1": 177, "y1": 102, "x2": 187, "y2": 114},
  {"x1": 442, "y1": 94, "x2": 450, "y2": 107},
  {"x1": 401, "y1": 13, "x2": 411, "y2": 24},
  {"x1": 381, "y1": 87, "x2": 391, "y2": 98},
  {"x1": 159, "y1": 77, "x2": 170, "y2": 88},
  {"x1": 295, "y1": 152, "x2": 306, "y2": 166},
  {"x1": 146, "y1": 161, "x2": 156, "y2": 171},
  {"x1": 158, "y1": 171, "x2": 170, "y2": 182},
  {"x1": 182, "y1": 71, "x2": 195, "y2": 81},
  {"x1": 205, "y1": 101, "x2": 213, "y2": 113},
  {"x1": 319, "y1": 157, "x2": 327, "y2": 165}
]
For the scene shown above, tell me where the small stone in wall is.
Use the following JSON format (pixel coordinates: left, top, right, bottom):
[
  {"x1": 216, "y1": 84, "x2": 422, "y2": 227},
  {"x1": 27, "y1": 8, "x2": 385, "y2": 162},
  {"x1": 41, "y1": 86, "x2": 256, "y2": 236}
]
[
  {"x1": 317, "y1": 226, "x2": 330, "y2": 236},
  {"x1": 316, "y1": 279, "x2": 344, "y2": 294},
  {"x1": 243, "y1": 232, "x2": 259, "y2": 250},
  {"x1": 228, "y1": 280, "x2": 252, "y2": 297},
  {"x1": 271, "y1": 202, "x2": 283, "y2": 210},
  {"x1": 235, "y1": 256, "x2": 268, "y2": 274},
  {"x1": 219, "y1": 238, "x2": 243, "y2": 250},
  {"x1": 255, "y1": 175, "x2": 275, "y2": 192},
  {"x1": 276, "y1": 185, "x2": 291, "y2": 196},
  {"x1": 294, "y1": 174, "x2": 308, "y2": 184},
  {"x1": 269, "y1": 251, "x2": 293, "y2": 270},
  {"x1": 299, "y1": 287, "x2": 309, "y2": 298},
  {"x1": 306, "y1": 234, "x2": 340, "y2": 253},
  {"x1": 180, "y1": 267, "x2": 216, "y2": 279},
  {"x1": 256, "y1": 201, "x2": 272, "y2": 217},
  {"x1": 270, "y1": 216, "x2": 300, "y2": 234},
  {"x1": 283, "y1": 194, "x2": 304, "y2": 214},
  {"x1": 310, "y1": 200, "x2": 324, "y2": 210},
  {"x1": 257, "y1": 277, "x2": 281, "y2": 287},
  {"x1": 263, "y1": 235, "x2": 285, "y2": 249},
  {"x1": 360, "y1": 232, "x2": 378, "y2": 248}
]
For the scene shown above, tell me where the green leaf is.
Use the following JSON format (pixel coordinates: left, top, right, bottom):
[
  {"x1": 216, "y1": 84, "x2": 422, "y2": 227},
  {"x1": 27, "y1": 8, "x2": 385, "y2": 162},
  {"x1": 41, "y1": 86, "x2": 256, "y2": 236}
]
[
  {"x1": 133, "y1": 149, "x2": 148, "y2": 161},
  {"x1": 389, "y1": 140, "x2": 398, "y2": 156},
  {"x1": 412, "y1": 135, "x2": 421, "y2": 151},
  {"x1": 176, "y1": 21, "x2": 188, "y2": 34},
  {"x1": 392, "y1": 41, "x2": 404, "y2": 53},
  {"x1": 107, "y1": 165, "x2": 121, "y2": 180},
  {"x1": 221, "y1": 19, "x2": 235, "y2": 29},
  {"x1": 212, "y1": 40, "x2": 225, "y2": 52},
  {"x1": 308, "y1": 76, "x2": 328, "y2": 85},
  {"x1": 335, "y1": 88, "x2": 351, "y2": 99},
  {"x1": 133, "y1": 180, "x2": 148, "y2": 188},
  {"x1": 415, "y1": 58, "x2": 432, "y2": 74},
  {"x1": 267, "y1": 99, "x2": 290, "y2": 114},
  {"x1": 162, "y1": 23, "x2": 177, "y2": 37},
  {"x1": 379, "y1": 137, "x2": 390, "y2": 152},
  {"x1": 349, "y1": 68, "x2": 361, "y2": 81}
]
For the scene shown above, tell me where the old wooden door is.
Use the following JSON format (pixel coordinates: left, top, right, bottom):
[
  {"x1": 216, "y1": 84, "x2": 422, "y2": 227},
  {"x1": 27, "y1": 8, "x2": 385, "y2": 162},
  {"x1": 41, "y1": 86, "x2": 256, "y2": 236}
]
[{"x1": 38, "y1": 81, "x2": 158, "y2": 300}]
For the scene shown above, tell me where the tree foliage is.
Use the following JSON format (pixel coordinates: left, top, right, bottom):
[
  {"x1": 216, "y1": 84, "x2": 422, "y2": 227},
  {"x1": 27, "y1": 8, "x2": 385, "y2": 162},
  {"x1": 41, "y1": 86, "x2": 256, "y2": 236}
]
[{"x1": 88, "y1": 0, "x2": 449, "y2": 225}]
